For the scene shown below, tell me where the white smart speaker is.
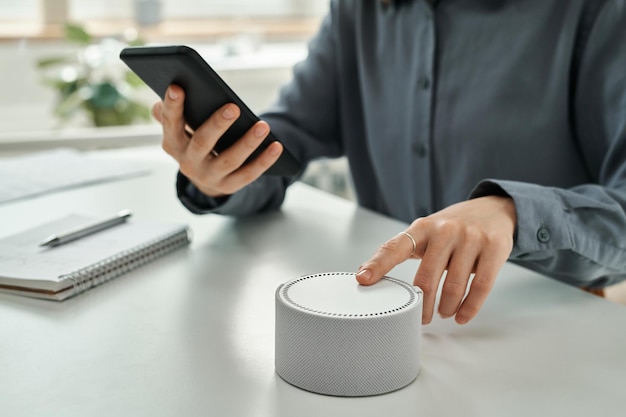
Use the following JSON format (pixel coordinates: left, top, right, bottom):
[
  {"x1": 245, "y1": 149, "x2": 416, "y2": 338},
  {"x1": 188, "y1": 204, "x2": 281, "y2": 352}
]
[{"x1": 275, "y1": 272, "x2": 423, "y2": 397}]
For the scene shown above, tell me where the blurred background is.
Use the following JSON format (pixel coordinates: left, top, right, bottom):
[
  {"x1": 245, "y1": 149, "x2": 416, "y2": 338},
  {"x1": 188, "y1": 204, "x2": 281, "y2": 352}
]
[{"x1": 0, "y1": 0, "x2": 353, "y2": 198}]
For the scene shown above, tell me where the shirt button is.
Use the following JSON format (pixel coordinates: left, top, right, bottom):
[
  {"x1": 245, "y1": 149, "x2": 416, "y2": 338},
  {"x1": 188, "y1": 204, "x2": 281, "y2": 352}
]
[
  {"x1": 536, "y1": 227, "x2": 551, "y2": 243},
  {"x1": 420, "y1": 76, "x2": 431, "y2": 90},
  {"x1": 413, "y1": 143, "x2": 428, "y2": 157}
]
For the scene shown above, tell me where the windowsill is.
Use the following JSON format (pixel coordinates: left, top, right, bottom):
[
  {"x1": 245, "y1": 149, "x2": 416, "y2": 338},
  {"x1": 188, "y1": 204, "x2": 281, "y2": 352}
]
[
  {"x1": 0, "y1": 124, "x2": 163, "y2": 155},
  {"x1": 0, "y1": 17, "x2": 322, "y2": 43}
]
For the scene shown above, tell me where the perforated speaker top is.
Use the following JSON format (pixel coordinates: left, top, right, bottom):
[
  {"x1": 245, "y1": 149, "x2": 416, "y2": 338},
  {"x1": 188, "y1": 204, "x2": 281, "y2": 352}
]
[{"x1": 275, "y1": 272, "x2": 422, "y2": 397}]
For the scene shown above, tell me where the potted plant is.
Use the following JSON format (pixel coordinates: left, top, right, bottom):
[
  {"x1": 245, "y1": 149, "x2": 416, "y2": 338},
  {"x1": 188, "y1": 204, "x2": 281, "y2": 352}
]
[{"x1": 37, "y1": 23, "x2": 150, "y2": 127}]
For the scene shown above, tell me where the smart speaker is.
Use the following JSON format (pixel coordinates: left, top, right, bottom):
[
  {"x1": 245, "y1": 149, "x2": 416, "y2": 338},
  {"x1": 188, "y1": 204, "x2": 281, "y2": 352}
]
[{"x1": 275, "y1": 272, "x2": 423, "y2": 397}]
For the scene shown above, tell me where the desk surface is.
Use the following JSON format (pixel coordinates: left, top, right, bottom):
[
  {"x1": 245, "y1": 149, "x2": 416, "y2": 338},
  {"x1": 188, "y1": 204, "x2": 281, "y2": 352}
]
[{"x1": 1, "y1": 147, "x2": 625, "y2": 417}]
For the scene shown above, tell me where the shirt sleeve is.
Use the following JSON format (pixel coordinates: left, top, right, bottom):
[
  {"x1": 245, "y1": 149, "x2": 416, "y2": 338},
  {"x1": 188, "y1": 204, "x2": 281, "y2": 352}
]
[
  {"x1": 176, "y1": 171, "x2": 289, "y2": 216},
  {"x1": 471, "y1": 1, "x2": 626, "y2": 289},
  {"x1": 177, "y1": 1, "x2": 344, "y2": 216}
]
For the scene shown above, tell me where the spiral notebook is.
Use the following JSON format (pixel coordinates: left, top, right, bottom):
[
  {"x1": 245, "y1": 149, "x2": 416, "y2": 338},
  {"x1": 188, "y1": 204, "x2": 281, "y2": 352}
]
[{"x1": 0, "y1": 214, "x2": 191, "y2": 300}]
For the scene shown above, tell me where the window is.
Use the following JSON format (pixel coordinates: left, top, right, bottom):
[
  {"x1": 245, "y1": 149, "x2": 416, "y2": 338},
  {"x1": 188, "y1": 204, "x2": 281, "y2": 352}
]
[
  {"x1": 72, "y1": 0, "x2": 328, "y2": 19},
  {"x1": 0, "y1": 0, "x2": 39, "y2": 20},
  {"x1": 0, "y1": 0, "x2": 328, "y2": 26},
  {"x1": 0, "y1": 0, "x2": 327, "y2": 42}
]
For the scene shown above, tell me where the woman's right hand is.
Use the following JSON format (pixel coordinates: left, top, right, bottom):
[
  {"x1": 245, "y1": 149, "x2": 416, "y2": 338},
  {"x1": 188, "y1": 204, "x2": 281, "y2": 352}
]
[{"x1": 151, "y1": 84, "x2": 284, "y2": 198}]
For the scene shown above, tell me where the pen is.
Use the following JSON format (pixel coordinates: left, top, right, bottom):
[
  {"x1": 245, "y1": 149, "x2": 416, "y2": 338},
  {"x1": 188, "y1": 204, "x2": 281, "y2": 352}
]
[{"x1": 39, "y1": 209, "x2": 133, "y2": 247}]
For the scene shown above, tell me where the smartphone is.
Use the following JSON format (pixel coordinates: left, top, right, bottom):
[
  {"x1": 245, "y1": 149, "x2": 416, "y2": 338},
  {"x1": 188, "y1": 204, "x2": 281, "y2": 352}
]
[{"x1": 120, "y1": 45, "x2": 301, "y2": 176}]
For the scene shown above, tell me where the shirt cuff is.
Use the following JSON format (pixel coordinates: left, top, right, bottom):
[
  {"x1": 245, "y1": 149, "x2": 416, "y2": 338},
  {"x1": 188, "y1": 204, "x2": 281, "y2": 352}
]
[
  {"x1": 176, "y1": 171, "x2": 231, "y2": 214},
  {"x1": 469, "y1": 179, "x2": 574, "y2": 258}
]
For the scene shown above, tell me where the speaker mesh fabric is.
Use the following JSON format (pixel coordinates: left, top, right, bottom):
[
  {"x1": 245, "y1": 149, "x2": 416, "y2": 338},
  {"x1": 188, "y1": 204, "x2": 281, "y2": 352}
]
[{"x1": 275, "y1": 272, "x2": 422, "y2": 397}]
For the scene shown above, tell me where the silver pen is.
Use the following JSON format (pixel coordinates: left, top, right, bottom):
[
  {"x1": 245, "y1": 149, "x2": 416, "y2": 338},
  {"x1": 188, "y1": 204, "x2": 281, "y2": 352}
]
[{"x1": 39, "y1": 209, "x2": 133, "y2": 247}]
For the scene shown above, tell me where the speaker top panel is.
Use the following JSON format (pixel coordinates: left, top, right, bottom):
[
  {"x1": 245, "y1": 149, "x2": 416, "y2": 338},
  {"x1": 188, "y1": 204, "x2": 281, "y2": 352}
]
[{"x1": 277, "y1": 272, "x2": 420, "y2": 317}]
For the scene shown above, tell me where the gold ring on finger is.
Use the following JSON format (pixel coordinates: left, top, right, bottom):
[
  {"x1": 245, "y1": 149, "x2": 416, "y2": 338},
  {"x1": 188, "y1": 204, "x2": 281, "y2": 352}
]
[{"x1": 400, "y1": 231, "x2": 416, "y2": 256}]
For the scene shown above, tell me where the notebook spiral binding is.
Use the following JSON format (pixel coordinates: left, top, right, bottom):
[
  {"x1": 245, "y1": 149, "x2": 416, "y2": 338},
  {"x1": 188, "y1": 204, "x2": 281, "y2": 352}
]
[{"x1": 62, "y1": 228, "x2": 191, "y2": 298}]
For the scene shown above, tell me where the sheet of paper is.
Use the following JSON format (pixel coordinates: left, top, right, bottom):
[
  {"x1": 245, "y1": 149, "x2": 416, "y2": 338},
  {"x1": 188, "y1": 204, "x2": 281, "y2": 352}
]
[{"x1": 0, "y1": 148, "x2": 150, "y2": 204}]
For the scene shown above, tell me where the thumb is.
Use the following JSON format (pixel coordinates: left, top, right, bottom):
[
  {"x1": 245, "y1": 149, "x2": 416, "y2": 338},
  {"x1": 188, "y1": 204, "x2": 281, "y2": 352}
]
[{"x1": 356, "y1": 232, "x2": 415, "y2": 286}]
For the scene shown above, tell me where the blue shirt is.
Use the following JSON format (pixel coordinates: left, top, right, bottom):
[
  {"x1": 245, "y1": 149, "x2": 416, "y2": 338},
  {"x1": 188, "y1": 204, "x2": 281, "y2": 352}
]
[{"x1": 178, "y1": 0, "x2": 626, "y2": 288}]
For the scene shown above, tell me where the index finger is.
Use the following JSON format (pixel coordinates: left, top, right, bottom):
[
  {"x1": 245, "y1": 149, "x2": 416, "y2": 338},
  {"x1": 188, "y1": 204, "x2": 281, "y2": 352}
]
[
  {"x1": 356, "y1": 231, "x2": 416, "y2": 286},
  {"x1": 160, "y1": 85, "x2": 190, "y2": 158}
]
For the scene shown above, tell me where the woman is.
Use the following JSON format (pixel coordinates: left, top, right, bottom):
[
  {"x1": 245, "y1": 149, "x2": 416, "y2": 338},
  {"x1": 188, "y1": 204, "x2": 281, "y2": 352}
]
[{"x1": 153, "y1": 0, "x2": 626, "y2": 324}]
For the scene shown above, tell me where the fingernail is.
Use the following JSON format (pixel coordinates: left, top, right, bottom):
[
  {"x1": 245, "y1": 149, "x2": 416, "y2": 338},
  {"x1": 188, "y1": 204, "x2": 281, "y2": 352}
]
[
  {"x1": 254, "y1": 123, "x2": 268, "y2": 138},
  {"x1": 356, "y1": 269, "x2": 372, "y2": 283},
  {"x1": 168, "y1": 88, "x2": 178, "y2": 100},
  {"x1": 223, "y1": 107, "x2": 236, "y2": 119},
  {"x1": 456, "y1": 315, "x2": 469, "y2": 325},
  {"x1": 268, "y1": 142, "x2": 281, "y2": 156}
]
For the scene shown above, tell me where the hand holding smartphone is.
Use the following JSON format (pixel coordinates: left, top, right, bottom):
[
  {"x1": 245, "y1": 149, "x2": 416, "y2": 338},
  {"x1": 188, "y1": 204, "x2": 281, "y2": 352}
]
[{"x1": 120, "y1": 45, "x2": 301, "y2": 176}]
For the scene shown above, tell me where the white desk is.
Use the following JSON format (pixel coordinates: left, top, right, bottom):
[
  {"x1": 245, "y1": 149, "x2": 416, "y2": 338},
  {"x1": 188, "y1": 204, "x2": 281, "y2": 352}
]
[{"x1": 1, "y1": 147, "x2": 625, "y2": 417}]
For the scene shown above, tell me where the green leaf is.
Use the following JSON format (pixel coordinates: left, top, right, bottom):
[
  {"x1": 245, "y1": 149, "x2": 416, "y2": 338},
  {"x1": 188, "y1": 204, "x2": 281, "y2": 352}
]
[
  {"x1": 89, "y1": 107, "x2": 123, "y2": 127},
  {"x1": 87, "y1": 82, "x2": 122, "y2": 109},
  {"x1": 127, "y1": 37, "x2": 145, "y2": 47},
  {"x1": 37, "y1": 55, "x2": 74, "y2": 68},
  {"x1": 128, "y1": 101, "x2": 152, "y2": 121},
  {"x1": 40, "y1": 77, "x2": 62, "y2": 88},
  {"x1": 64, "y1": 22, "x2": 92, "y2": 44},
  {"x1": 124, "y1": 71, "x2": 146, "y2": 88},
  {"x1": 58, "y1": 80, "x2": 81, "y2": 98},
  {"x1": 54, "y1": 89, "x2": 84, "y2": 120}
]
